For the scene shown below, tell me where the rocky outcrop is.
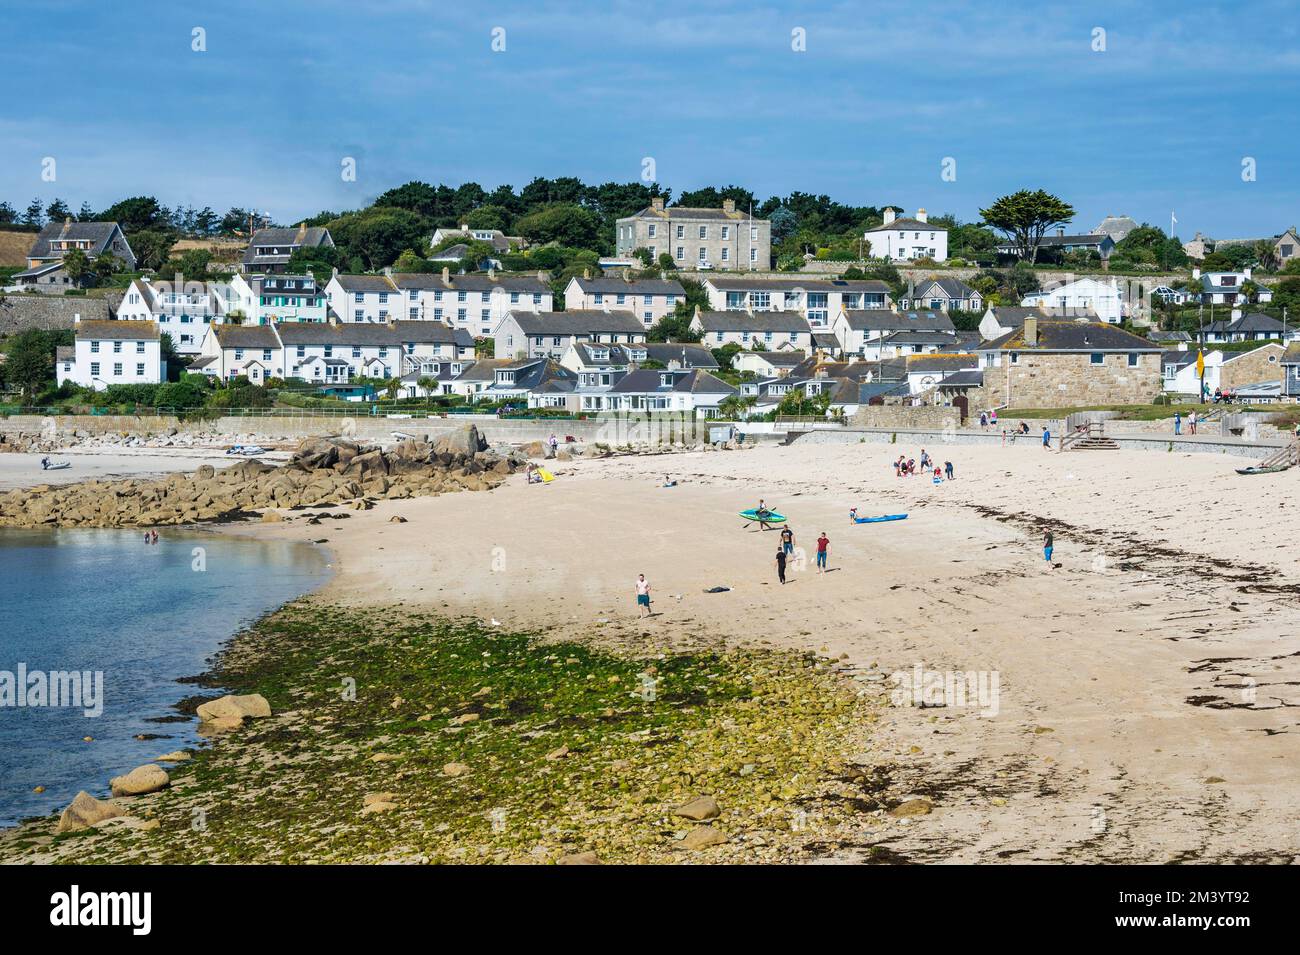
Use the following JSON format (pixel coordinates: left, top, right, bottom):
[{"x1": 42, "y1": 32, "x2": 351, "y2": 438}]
[
  {"x1": 109, "y1": 764, "x2": 170, "y2": 797},
  {"x1": 56, "y1": 791, "x2": 125, "y2": 833},
  {"x1": 0, "y1": 427, "x2": 523, "y2": 528},
  {"x1": 195, "y1": 693, "x2": 272, "y2": 723}
]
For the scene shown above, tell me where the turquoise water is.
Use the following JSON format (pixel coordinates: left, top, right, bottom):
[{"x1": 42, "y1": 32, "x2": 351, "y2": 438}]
[{"x1": 0, "y1": 528, "x2": 329, "y2": 828}]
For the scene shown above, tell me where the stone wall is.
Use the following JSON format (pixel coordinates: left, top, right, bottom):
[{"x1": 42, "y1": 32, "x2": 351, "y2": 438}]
[
  {"x1": 982, "y1": 353, "x2": 1162, "y2": 408},
  {"x1": 0, "y1": 295, "x2": 111, "y2": 336},
  {"x1": 1220, "y1": 344, "x2": 1285, "y2": 391},
  {"x1": 848, "y1": 405, "x2": 961, "y2": 430}
]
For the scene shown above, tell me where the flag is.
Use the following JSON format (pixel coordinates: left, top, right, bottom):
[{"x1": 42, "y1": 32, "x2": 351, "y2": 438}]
[
  {"x1": 1196, "y1": 349, "x2": 1204, "y2": 377},
  {"x1": 1171, "y1": 212, "x2": 1178, "y2": 224}
]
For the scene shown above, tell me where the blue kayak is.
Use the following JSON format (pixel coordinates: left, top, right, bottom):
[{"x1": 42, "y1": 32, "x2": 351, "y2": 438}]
[{"x1": 852, "y1": 513, "x2": 908, "y2": 524}]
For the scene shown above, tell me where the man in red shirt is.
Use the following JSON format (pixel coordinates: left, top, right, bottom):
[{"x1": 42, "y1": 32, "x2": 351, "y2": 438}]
[{"x1": 815, "y1": 532, "x2": 830, "y2": 573}]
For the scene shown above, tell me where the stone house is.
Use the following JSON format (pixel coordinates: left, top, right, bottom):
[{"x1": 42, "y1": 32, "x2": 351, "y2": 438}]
[
  {"x1": 977, "y1": 318, "x2": 1162, "y2": 408},
  {"x1": 1219, "y1": 343, "x2": 1285, "y2": 393},
  {"x1": 615, "y1": 197, "x2": 770, "y2": 271}
]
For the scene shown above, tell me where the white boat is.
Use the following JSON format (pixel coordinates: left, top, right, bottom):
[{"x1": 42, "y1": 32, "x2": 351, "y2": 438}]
[
  {"x1": 40, "y1": 459, "x2": 71, "y2": 471},
  {"x1": 225, "y1": 445, "x2": 267, "y2": 456}
]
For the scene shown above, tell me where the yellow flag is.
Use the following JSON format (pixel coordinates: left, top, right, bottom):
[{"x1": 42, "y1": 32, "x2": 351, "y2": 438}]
[{"x1": 1196, "y1": 349, "x2": 1204, "y2": 377}]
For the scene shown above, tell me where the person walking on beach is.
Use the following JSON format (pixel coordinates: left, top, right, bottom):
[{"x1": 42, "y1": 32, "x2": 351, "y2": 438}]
[
  {"x1": 1043, "y1": 531, "x2": 1054, "y2": 566},
  {"x1": 1189, "y1": 410, "x2": 1198, "y2": 435},
  {"x1": 780, "y1": 524, "x2": 795, "y2": 558},
  {"x1": 979, "y1": 411, "x2": 988, "y2": 429},
  {"x1": 774, "y1": 547, "x2": 788, "y2": 584},
  {"x1": 1173, "y1": 412, "x2": 1181, "y2": 435},
  {"x1": 547, "y1": 433, "x2": 559, "y2": 457},
  {"x1": 945, "y1": 460, "x2": 955, "y2": 480},
  {"x1": 1042, "y1": 427, "x2": 1052, "y2": 449},
  {"x1": 635, "y1": 574, "x2": 652, "y2": 617},
  {"x1": 990, "y1": 409, "x2": 998, "y2": 428},
  {"x1": 815, "y1": 532, "x2": 830, "y2": 573},
  {"x1": 919, "y1": 448, "x2": 932, "y2": 471}
]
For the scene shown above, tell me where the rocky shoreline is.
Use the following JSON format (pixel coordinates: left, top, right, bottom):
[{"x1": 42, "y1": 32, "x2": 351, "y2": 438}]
[{"x1": 0, "y1": 425, "x2": 523, "y2": 528}]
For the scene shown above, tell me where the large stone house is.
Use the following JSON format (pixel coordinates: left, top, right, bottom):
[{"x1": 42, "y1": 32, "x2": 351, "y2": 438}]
[
  {"x1": 615, "y1": 197, "x2": 770, "y2": 271},
  {"x1": 1184, "y1": 228, "x2": 1300, "y2": 268},
  {"x1": 15, "y1": 220, "x2": 136, "y2": 288},
  {"x1": 977, "y1": 318, "x2": 1162, "y2": 407}
]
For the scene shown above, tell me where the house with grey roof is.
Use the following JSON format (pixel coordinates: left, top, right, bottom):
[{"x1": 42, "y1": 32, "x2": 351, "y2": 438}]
[
  {"x1": 493, "y1": 309, "x2": 646, "y2": 360},
  {"x1": 1191, "y1": 268, "x2": 1274, "y2": 306},
  {"x1": 481, "y1": 357, "x2": 578, "y2": 406},
  {"x1": 900, "y1": 277, "x2": 983, "y2": 313},
  {"x1": 732, "y1": 350, "x2": 807, "y2": 378},
  {"x1": 690, "y1": 308, "x2": 814, "y2": 352},
  {"x1": 606, "y1": 367, "x2": 737, "y2": 416},
  {"x1": 564, "y1": 273, "x2": 686, "y2": 326},
  {"x1": 977, "y1": 304, "x2": 1101, "y2": 341},
  {"x1": 995, "y1": 227, "x2": 1115, "y2": 260},
  {"x1": 615, "y1": 197, "x2": 770, "y2": 271},
  {"x1": 864, "y1": 208, "x2": 948, "y2": 262},
  {"x1": 977, "y1": 318, "x2": 1162, "y2": 407},
  {"x1": 831, "y1": 307, "x2": 956, "y2": 359},
  {"x1": 430, "y1": 223, "x2": 525, "y2": 254},
  {"x1": 241, "y1": 225, "x2": 334, "y2": 274},
  {"x1": 15, "y1": 220, "x2": 135, "y2": 288},
  {"x1": 1093, "y1": 215, "x2": 1140, "y2": 244},
  {"x1": 1202, "y1": 311, "x2": 1292, "y2": 344},
  {"x1": 1184, "y1": 228, "x2": 1300, "y2": 268},
  {"x1": 57, "y1": 317, "x2": 163, "y2": 391},
  {"x1": 702, "y1": 276, "x2": 891, "y2": 326}
]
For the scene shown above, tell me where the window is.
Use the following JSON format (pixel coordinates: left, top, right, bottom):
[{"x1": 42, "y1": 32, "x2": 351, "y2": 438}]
[
  {"x1": 1127, "y1": 353, "x2": 1139, "y2": 367},
  {"x1": 136, "y1": 363, "x2": 145, "y2": 375},
  {"x1": 616, "y1": 294, "x2": 625, "y2": 305},
  {"x1": 352, "y1": 347, "x2": 362, "y2": 358},
  {"x1": 354, "y1": 293, "x2": 364, "y2": 304},
  {"x1": 136, "y1": 341, "x2": 146, "y2": 353},
  {"x1": 113, "y1": 363, "x2": 122, "y2": 376},
  {"x1": 676, "y1": 246, "x2": 684, "y2": 259},
  {"x1": 510, "y1": 292, "x2": 519, "y2": 303},
  {"x1": 378, "y1": 293, "x2": 388, "y2": 304},
  {"x1": 594, "y1": 293, "x2": 603, "y2": 304},
  {"x1": 721, "y1": 248, "x2": 729, "y2": 261},
  {"x1": 410, "y1": 307, "x2": 419, "y2": 319},
  {"x1": 1009, "y1": 352, "x2": 1019, "y2": 364},
  {"x1": 1090, "y1": 353, "x2": 1104, "y2": 365},
  {"x1": 647, "y1": 224, "x2": 656, "y2": 238},
  {"x1": 751, "y1": 227, "x2": 758, "y2": 241},
  {"x1": 676, "y1": 225, "x2": 683, "y2": 238},
  {"x1": 481, "y1": 309, "x2": 490, "y2": 322},
  {"x1": 698, "y1": 247, "x2": 707, "y2": 262},
  {"x1": 458, "y1": 291, "x2": 467, "y2": 302},
  {"x1": 113, "y1": 341, "x2": 122, "y2": 353},
  {"x1": 263, "y1": 349, "x2": 272, "y2": 361},
  {"x1": 698, "y1": 226, "x2": 707, "y2": 239},
  {"x1": 750, "y1": 292, "x2": 771, "y2": 311},
  {"x1": 532, "y1": 294, "x2": 542, "y2": 305},
  {"x1": 722, "y1": 226, "x2": 730, "y2": 240},
  {"x1": 749, "y1": 248, "x2": 757, "y2": 262},
  {"x1": 90, "y1": 362, "x2": 100, "y2": 376},
  {"x1": 297, "y1": 346, "x2": 306, "y2": 357}
]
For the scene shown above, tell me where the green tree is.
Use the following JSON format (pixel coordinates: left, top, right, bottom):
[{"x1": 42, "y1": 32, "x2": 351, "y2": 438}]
[
  {"x1": 979, "y1": 190, "x2": 1075, "y2": 264},
  {"x1": 45, "y1": 198, "x2": 71, "y2": 222},
  {"x1": 62, "y1": 248, "x2": 91, "y2": 287},
  {"x1": 329, "y1": 207, "x2": 429, "y2": 270},
  {"x1": 3, "y1": 329, "x2": 68, "y2": 400},
  {"x1": 98, "y1": 196, "x2": 168, "y2": 231},
  {"x1": 514, "y1": 204, "x2": 601, "y2": 249}
]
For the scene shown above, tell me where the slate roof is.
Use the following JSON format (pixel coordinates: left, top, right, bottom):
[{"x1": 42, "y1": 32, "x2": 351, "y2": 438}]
[
  {"x1": 840, "y1": 309, "x2": 956, "y2": 332},
  {"x1": 743, "y1": 351, "x2": 805, "y2": 367},
  {"x1": 705, "y1": 277, "x2": 891, "y2": 293},
  {"x1": 867, "y1": 217, "x2": 947, "y2": 232},
  {"x1": 1094, "y1": 216, "x2": 1140, "y2": 243},
  {"x1": 981, "y1": 321, "x2": 1162, "y2": 352},
  {"x1": 883, "y1": 330, "x2": 960, "y2": 346},
  {"x1": 911, "y1": 277, "x2": 977, "y2": 299},
  {"x1": 75, "y1": 319, "x2": 158, "y2": 341},
  {"x1": 1282, "y1": 344, "x2": 1300, "y2": 364},
  {"x1": 937, "y1": 370, "x2": 985, "y2": 387},
  {"x1": 571, "y1": 276, "x2": 686, "y2": 296},
  {"x1": 694, "y1": 310, "x2": 809, "y2": 333},
  {"x1": 213, "y1": 324, "x2": 281, "y2": 348},
  {"x1": 331, "y1": 273, "x2": 398, "y2": 293},
  {"x1": 55, "y1": 345, "x2": 74, "y2": 361},
  {"x1": 243, "y1": 227, "x2": 332, "y2": 266},
  {"x1": 904, "y1": 353, "x2": 980, "y2": 372},
  {"x1": 391, "y1": 272, "x2": 549, "y2": 294},
  {"x1": 629, "y1": 205, "x2": 754, "y2": 221},
  {"x1": 609, "y1": 368, "x2": 736, "y2": 396},
  {"x1": 508, "y1": 310, "x2": 645, "y2": 335},
  {"x1": 642, "y1": 343, "x2": 719, "y2": 368},
  {"x1": 27, "y1": 221, "x2": 124, "y2": 261}
]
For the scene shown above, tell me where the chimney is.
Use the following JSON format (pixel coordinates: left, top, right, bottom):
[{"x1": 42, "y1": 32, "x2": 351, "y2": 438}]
[
  {"x1": 722, "y1": 198, "x2": 736, "y2": 214},
  {"x1": 1231, "y1": 306, "x2": 1243, "y2": 321},
  {"x1": 883, "y1": 208, "x2": 896, "y2": 226},
  {"x1": 382, "y1": 266, "x2": 392, "y2": 277},
  {"x1": 622, "y1": 268, "x2": 632, "y2": 282},
  {"x1": 296, "y1": 222, "x2": 307, "y2": 241},
  {"x1": 1243, "y1": 266, "x2": 1252, "y2": 279},
  {"x1": 916, "y1": 208, "x2": 927, "y2": 224},
  {"x1": 1192, "y1": 267, "x2": 1201, "y2": 280},
  {"x1": 459, "y1": 223, "x2": 469, "y2": 231},
  {"x1": 441, "y1": 266, "x2": 451, "y2": 284},
  {"x1": 583, "y1": 267, "x2": 592, "y2": 280},
  {"x1": 1056, "y1": 226, "x2": 1065, "y2": 237},
  {"x1": 488, "y1": 265, "x2": 496, "y2": 280},
  {"x1": 651, "y1": 197, "x2": 665, "y2": 212},
  {"x1": 1024, "y1": 317, "x2": 1038, "y2": 346},
  {"x1": 64, "y1": 216, "x2": 72, "y2": 227}
]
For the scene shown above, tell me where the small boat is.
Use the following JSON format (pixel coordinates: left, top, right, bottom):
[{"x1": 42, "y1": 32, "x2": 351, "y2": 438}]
[
  {"x1": 1236, "y1": 464, "x2": 1291, "y2": 475},
  {"x1": 40, "y1": 460, "x2": 71, "y2": 471},
  {"x1": 853, "y1": 513, "x2": 909, "y2": 524},
  {"x1": 391, "y1": 430, "x2": 416, "y2": 441},
  {"x1": 225, "y1": 445, "x2": 267, "y2": 456},
  {"x1": 740, "y1": 508, "x2": 787, "y2": 526}
]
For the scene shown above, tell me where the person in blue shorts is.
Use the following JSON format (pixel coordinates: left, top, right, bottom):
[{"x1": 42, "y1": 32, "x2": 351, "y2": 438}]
[
  {"x1": 780, "y1": 524, "x2": 795, "y2": 556},
  {"x1": 1042, "y1": 427, "x2": 1052, "y2": 449},
  {"x1": 635, "y1": 574, "x2": 652, "y2": 617},
  {"x1": 1043, "y1": 531, "x2": 1054, "y2": 565}
]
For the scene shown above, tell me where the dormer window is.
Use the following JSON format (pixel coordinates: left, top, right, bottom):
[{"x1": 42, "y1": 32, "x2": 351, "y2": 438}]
[{"x1": 660, "y1": 373, "x2": 673, "y2": 387}]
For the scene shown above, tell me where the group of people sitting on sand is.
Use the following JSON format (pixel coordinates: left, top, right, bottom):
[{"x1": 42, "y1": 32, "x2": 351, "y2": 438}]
[{"x1": 894, "y1": 450, "x2": 955, "y2": 482}]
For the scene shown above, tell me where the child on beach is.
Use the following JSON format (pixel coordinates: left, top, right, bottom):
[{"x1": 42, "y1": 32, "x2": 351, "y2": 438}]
[
  {"x1": 1043, "y1": 532, "x2": 1054, "y2": 565},
  {"x1": 933, "y1": 467, "x2": 942, "y2": 484},
  {"x1": 944, "y1": 461, "x2": 955, "y2": 480}
]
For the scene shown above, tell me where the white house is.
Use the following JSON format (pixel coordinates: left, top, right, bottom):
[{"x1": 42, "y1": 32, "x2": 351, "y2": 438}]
[
  {"x1": 732, "y1": 351, "x2": 807, "y2": 378},
  {"x1": 606, "y1": 368, "x2": 737, "y2": 416},
  {"x1": 564, "y1": 274, "x2": 684, "y2": 326},
  {"x1": 116, "y1": 276, "x2": 225, "y2": 355},
  {"x1": 690, "y1": 309, "x2": 814, "y2": 352},
  {"x1": 832, "y1": 308, "x2": 956, "y2": 359},
  {"x1": 1193, "y1": 268, "x2": 1274, "y2": 306},
  {"x1": 900, "y1": 277, "x2": 983, "y2": 313},
  {"x1": 863, "y1": 208, "x2": 948, "y2": 262},
  {"x1": 492, "y1": 310, "x2": 646, "y2": 359},
  {"x1": 57, "y1": 318, "x2": 165, "y2": 391},
  {"x1": 228, "y1": 273, "x2": 328, "y2": 325},
  {"x1": 702, "y1": 277, "x2": 891, "y2": 328},
  {"x1": 393, "y1": 269, "x2": 552, "y2": 337},
  {"x1": 197, "y1": 324, "x2": 284, "y2": 383},
  {"x1": 1021, "y1": 277, "x2": 1125, "y2": 324},
  {"x1": 1161, "y1": 348, "x2": 1222, "y2": 397}
]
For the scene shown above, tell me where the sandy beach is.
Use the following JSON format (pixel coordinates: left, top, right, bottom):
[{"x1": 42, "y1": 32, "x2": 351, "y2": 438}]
[
  {"x1": 0, "y1": 450, "x2": 263, "y2": 491},
  {"x1": 226, "y1": 438, "x2": 1300, "y2": 863}
]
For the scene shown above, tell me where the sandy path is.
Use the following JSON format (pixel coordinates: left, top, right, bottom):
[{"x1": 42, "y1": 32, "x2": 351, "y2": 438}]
[{"x1": 235, "y1": 440, "x2": 1298, "y2": 863}]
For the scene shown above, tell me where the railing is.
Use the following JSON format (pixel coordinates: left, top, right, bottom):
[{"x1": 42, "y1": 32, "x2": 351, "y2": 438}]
[{"x1": 774, "y1": 415, "x2": 847, "y2": 426}]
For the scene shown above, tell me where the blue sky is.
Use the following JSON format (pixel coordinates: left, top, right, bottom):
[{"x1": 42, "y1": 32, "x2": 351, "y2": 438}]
[{"x1": 2, "y1": 0, "x2": 1298, "y2": 238}]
